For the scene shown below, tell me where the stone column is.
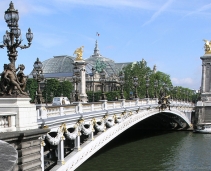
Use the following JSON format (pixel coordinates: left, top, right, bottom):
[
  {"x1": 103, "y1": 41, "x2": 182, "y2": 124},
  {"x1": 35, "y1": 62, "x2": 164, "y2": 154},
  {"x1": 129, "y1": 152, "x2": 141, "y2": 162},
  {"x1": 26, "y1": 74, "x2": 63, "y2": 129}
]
[
  {"x1": 74, "y1": 60, "x2": 88, "y2": 103},
  {"x1": 74, "y1": 134, "x2": 81, "y2": 151},
  {"x1": 40, "y1": 137, "x2": 45, "y2": 171},
  {"x1": 57, "y1": 136, "x2": 65, "y2": 165}
]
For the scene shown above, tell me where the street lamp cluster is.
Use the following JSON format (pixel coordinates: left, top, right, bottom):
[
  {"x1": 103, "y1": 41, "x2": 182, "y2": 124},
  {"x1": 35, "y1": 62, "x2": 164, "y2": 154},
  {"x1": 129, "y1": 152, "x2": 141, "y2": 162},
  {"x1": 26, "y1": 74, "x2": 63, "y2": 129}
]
[
  {"x1": 72, "y1": 63, "x2": 81, "y2": 102},
  {"x1": 33, "y1": 58, "x2": 44, "y2": 104},
  {"x1": 99, "y1": 70, "x2": 106, "y2": 100},
  {"x1": 0, "y1": 2, "x2": 33, "y2": 97}
]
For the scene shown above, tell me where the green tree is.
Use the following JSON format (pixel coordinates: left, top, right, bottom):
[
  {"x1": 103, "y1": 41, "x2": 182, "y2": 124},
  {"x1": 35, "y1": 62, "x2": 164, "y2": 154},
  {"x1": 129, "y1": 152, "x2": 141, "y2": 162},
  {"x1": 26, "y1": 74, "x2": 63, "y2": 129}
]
[
  {"x1": 26, "y1": 78, "x2": 38, "y2": 102},
  {"x1": 42, "y1": 79, "x2": 73, "y2": 103}
]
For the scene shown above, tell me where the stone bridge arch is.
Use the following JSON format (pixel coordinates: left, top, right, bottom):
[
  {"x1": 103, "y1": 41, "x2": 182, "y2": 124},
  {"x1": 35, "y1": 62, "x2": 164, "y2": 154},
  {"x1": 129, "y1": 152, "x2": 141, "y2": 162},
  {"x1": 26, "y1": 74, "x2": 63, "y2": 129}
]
[{"x1": 50, "y1": 107, "x2": 192, "y2": 171}]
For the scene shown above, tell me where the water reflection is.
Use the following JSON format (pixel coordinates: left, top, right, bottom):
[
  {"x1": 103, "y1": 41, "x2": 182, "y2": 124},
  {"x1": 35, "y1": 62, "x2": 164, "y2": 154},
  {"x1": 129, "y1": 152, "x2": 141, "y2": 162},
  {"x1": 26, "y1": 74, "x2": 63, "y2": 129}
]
[{"x1": 76, "y1": 130, "x2": 211, "y2": 171}]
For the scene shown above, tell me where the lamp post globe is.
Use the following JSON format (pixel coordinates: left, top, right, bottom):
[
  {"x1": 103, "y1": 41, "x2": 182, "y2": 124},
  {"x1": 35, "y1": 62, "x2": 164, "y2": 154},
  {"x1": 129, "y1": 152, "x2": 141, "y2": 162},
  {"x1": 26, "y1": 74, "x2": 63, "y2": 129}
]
[{"x1": 0, "y1": 2, "x2": 33, "y2": 97}]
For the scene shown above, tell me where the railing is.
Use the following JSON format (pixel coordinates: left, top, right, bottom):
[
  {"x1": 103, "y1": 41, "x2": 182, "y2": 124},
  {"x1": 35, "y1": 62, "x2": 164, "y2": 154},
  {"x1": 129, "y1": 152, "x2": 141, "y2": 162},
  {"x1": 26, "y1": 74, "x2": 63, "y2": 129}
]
[
  {"x1": 0, "y1": 112, "x2": 16, "y2": 132},
  {"x1": 37, "y1": 99, "x2": 194, "y2": 120}
]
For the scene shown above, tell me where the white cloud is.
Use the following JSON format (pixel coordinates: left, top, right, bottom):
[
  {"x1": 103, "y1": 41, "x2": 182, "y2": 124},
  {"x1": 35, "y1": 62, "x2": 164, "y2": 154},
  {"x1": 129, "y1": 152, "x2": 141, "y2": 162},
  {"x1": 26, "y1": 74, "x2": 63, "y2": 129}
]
[
  {"x1": 142, "y1": 0, "x2": 175, "y2": 27},
  {"x1": 0, "y1": 0, "x2": 53, "y2": 19},
  {"x1": 185, "y1": 2, "x2": 211, "y2": 17},
  {"x1": 54, "y1": 0, "x2": 157, "y2": 10},
  {"x1": 171, "y1": 77, "x2": 200, "y2": 89}
]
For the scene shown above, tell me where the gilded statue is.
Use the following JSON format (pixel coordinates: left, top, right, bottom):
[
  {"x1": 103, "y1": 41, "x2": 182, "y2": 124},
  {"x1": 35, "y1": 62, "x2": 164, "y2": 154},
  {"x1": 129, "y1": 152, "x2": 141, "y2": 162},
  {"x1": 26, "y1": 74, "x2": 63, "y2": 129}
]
[
  {"x1": 203, "y1": 39, "x2": 211, "y2": 54},
  {"x1": 73, "y1": 46, "x2": 84, "y2": 60}
]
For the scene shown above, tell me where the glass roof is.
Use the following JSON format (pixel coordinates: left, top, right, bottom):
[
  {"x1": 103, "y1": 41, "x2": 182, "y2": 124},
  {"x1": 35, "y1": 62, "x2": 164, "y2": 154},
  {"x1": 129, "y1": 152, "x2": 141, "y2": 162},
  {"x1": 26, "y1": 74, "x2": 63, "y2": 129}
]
[{"x1": 29, "y1": 41, "x2": 131, "y2": 78}]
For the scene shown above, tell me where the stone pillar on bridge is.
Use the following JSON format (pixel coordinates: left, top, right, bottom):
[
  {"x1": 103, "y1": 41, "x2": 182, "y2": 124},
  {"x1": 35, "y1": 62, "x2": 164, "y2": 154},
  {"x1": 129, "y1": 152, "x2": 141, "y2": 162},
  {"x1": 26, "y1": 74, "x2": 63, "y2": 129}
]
[
  {"x1": 57, "y1": 136, "x2": 65, "y2": 165},
  {"x1": 196, "y1": 45, "x2": 211, "y2": 123},
  {"x1": 74, "y1": 60, "x2": 88, "y2": 103}
]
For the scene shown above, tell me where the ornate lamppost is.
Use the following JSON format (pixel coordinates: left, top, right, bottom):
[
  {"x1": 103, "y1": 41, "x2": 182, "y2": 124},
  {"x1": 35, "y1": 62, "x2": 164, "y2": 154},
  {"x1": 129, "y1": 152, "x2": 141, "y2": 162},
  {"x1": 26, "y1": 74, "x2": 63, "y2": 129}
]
[
  {"x1": 100, "y1": 70, "x2": 106, "y2": 100},
  {"x1": 72, "y1": 62, "x2": 81, "y2": 102},
  {"x1": 186, "y1": 90, "x2": 189, "y2": 102},
  {"x1": 154, "y1": 80, "x2": 158, "y2": 98},
  {"x1": 133, "y1": 76, "x2": 138, "y2": 99},
  {"x1": 174, "y1": 87, "x2": 178, "y2": 100},
  {"x1": 163, "y1": 83, "x2": 167, "y2": 96},
  {"x1": 72, "y1": 74, "x2": 81, "y2": 102},
  {"x1": 0, "y1": 2, "x2": 33, "y2": 96},
  {"x1": 50, "y1": 92, "x2": 54, "y2": 103},
  {"x1": 33, "y1": 58, "x2": 44, "y2": 104},
  {"x1": 145, "y1": 75, "x2": 149, "y2": 98},
  {"x1": 91, "y1": 67, "x2": 95, "y2": 102},
  {"x1": 119, "y1": 72, "x2": 125, "y2": 99},
  {"x1": 45, "y1": 79, "x2": 48, "y2": 106}
]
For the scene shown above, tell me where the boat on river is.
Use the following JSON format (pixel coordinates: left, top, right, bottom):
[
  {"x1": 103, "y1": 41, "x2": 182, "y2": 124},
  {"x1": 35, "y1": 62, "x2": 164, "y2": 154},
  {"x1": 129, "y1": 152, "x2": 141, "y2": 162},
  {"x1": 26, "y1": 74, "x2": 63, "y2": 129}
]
[{"x1": 194, "y1": 123, "x2": 211, "y2": 133}]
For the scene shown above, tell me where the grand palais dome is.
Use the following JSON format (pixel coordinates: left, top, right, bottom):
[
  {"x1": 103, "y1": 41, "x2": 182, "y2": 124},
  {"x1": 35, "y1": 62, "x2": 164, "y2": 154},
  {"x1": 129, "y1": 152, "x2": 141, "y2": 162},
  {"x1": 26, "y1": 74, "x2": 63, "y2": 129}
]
[{"x1": 32, "y1": 41, "x2": 130, "y2": 79}]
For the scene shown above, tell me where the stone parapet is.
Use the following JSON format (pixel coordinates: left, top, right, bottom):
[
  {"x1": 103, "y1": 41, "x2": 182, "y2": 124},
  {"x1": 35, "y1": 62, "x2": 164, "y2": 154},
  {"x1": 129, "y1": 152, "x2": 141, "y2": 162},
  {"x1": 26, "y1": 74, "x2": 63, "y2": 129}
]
[{"x1": 0, "y1": 128, "x2": 50, "y2": 171}]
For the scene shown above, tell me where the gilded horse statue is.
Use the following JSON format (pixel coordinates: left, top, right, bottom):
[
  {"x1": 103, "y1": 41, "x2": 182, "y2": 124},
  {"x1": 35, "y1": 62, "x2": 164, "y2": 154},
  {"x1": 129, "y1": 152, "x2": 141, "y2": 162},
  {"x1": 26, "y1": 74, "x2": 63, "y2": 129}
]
[{"x1": 73, "y1": 46, "x2": 84, "y2": 60}]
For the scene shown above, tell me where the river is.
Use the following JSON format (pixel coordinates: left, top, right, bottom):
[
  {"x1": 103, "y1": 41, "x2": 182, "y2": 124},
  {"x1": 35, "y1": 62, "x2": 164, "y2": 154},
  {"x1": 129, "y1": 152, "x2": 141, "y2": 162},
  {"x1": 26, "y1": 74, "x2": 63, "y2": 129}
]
[{"x1": 76, "y1": 129, "x2": 211, "y2": 171}]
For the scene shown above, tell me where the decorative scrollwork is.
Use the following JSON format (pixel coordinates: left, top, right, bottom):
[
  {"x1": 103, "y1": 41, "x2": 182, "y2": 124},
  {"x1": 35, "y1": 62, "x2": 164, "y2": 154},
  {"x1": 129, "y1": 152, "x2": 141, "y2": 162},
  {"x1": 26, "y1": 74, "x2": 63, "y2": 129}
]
[
  {"x1": 65, "y1": 124, "x2": 80, "y2": 140},
  {"x1": 114, "y1": 115, "x2": 122, "y2": 123},
  {"x1": 45, "y1": 123, "x2": 66, "y2": 145},
  {"x1": 93, "y1": 118, "x2": 106, "y2": 132},
  {"x1": 105, "y1": 116, "x2": 115, "y2": 128}
]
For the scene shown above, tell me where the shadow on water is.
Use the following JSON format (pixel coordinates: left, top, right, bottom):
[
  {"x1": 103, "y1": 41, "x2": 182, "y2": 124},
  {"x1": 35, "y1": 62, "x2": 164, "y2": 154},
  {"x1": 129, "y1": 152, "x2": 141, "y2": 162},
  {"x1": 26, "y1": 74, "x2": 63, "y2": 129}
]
[{"x1": 75, "y1": 117, "x2": 186, "y2": 171}]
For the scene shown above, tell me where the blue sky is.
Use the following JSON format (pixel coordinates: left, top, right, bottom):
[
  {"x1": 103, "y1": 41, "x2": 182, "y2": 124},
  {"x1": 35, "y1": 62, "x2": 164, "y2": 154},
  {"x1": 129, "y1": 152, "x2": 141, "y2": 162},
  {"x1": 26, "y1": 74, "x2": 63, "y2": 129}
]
[{"x1": 0, "y1": 0, "x2": 210, "y2": 90}]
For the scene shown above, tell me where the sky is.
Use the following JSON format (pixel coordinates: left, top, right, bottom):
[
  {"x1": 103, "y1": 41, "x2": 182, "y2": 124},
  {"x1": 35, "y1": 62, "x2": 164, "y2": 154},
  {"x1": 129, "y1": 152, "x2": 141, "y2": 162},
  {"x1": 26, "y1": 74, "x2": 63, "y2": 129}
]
[{"x1": 0, "y1": 0, "x2": 210, "y2": 90}]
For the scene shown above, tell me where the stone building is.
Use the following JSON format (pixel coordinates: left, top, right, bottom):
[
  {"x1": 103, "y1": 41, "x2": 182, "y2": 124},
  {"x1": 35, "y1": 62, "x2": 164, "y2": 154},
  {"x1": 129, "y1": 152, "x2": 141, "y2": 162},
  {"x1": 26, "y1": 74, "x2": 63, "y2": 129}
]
[{"x1": 32, "y1": 41, "x2": 131, "y2": 94}]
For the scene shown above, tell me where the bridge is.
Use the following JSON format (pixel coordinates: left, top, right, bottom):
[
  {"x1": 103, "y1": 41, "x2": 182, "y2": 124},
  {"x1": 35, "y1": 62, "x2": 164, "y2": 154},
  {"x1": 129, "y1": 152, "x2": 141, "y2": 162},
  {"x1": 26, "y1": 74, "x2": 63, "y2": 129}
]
[{"x1": 35, "y1": 98, "x2": 194, "y2": 171}]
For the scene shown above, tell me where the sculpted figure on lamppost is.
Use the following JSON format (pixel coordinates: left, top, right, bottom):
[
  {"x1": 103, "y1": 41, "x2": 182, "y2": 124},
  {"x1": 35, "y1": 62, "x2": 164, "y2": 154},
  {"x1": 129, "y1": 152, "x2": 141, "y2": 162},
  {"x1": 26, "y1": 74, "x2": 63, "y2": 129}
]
[
  {"x1": 0, "y1": 2, "x2": 33, "y2": 97},
  {"x1": 4, "y1": 63, "x2": 27, "y2": 96}
]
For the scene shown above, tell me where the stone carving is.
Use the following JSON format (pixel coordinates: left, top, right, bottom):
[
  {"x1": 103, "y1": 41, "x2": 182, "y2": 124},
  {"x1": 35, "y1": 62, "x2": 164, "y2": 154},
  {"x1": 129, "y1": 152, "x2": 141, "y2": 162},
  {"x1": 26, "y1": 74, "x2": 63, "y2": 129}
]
[
  {"x1": 141, "y1": 58, "x2": 147, "y2": 66},
  {"x1": 73, "y1": 46, "x2": 84, "y2": 60},
  {"x1": 105, "y1": 115, "x2": 115, "y2": 128},
  {"x1": 93, "y1": 118, "x2": 106, "y2": 132},
  {"x1": 17, "y1": 64, "x2": 28, "y2": 91},
  {"x1": 114, "y1": 115, "x2": 122, "y2": 123},
  {"x1": 0, "y1": 63, "x2": 28, "y2": 96},
  {"x1": 0, "y1": 64, "x2": 8, "y2": 95},
  {"x1": 153, "y1": 65, "x2": 157, "y2": 73},
  {"x1": 80, "y1": 121, "x2": 94, "y2": 136},
  {"x1": 65, "y1": 124, "x2": 80, "y2": 140},
  {"x1": 45, "y1": 123, "x2": 66, "y2": 145}
]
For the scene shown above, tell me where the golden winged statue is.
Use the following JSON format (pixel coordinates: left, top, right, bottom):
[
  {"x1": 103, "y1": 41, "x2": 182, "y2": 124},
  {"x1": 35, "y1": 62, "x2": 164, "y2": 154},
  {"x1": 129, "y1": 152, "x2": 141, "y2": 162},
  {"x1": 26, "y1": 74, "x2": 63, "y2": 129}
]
[
  {"x1": 73, "y1": 46, "x2": 84, "y2": 60},
  {"x1": 203, "y1": 39, "x2": 211, "y2": 54}
]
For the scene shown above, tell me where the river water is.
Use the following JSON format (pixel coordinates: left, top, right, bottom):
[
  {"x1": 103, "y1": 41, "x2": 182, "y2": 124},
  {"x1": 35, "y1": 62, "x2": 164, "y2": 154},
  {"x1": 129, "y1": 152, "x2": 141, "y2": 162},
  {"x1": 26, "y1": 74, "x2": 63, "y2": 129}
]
[{"x1": 76, "y1": 129, "x2": 211, "y2": 171}]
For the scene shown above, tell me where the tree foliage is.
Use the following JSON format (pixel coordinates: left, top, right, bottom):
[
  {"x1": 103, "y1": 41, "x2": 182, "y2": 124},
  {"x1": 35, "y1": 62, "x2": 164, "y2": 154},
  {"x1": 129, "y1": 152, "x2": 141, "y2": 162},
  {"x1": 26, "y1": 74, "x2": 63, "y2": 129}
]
[
  {"x1": 122, "y1": 60, "x2": 195, "y2": 102},
  {"x1": 26, "y1": 78, "x2": 73, "y2": 103}
]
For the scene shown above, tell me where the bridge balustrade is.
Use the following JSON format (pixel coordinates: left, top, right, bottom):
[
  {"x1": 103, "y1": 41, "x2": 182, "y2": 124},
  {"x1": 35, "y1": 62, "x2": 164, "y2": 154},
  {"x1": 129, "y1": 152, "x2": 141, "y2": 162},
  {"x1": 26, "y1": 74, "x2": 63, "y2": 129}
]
[
  {"x1": 0, "y1": 113, "x2": 16, "y2": 132},
  {"x1": 38, "y1": 99, "x2": 195, "y2": 171}
]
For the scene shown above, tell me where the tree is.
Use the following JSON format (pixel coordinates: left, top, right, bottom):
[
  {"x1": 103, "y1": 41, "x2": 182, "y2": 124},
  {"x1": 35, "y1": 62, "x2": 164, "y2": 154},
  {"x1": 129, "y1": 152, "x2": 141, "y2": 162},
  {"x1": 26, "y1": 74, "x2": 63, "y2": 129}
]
[
  {"x1": 26, "y1": 78, "x2": 38, "y2": 102},
  {"x1": 42, "y1": 79, "x2": 73, "y2": 103}
]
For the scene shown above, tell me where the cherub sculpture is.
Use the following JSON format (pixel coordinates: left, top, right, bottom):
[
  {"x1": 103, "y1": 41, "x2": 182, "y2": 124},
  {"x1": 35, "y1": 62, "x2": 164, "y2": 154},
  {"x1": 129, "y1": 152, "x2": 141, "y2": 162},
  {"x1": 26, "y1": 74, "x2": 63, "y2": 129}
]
[
  {"x1": 4, "y1": 63, "x2": 27, "y2": 95},
  {"x1": 17, "y1": 64, "x2": 28, "y2": 91}
]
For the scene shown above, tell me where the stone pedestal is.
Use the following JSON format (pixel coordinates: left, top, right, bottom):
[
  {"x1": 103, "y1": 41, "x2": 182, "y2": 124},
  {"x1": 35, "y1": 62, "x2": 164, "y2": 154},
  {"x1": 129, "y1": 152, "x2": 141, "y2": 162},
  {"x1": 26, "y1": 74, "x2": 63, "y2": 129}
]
[
  {"x1": 74, "y1": 60, "x2": 88, "y2": 103},
  {"x1": 196, "y1": 54, "x2": 211, "y2": 123},
  {"x1": 0, "y1": 98, "x2": 38, "y2": 131}
]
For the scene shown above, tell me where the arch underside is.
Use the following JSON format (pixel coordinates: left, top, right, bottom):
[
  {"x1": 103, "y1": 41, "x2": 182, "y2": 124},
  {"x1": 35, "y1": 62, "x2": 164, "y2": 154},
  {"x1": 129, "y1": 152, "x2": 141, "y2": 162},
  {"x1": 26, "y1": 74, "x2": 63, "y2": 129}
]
[{"x1": 53, "y1": 108, "x2": 191, "y2": 171}]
